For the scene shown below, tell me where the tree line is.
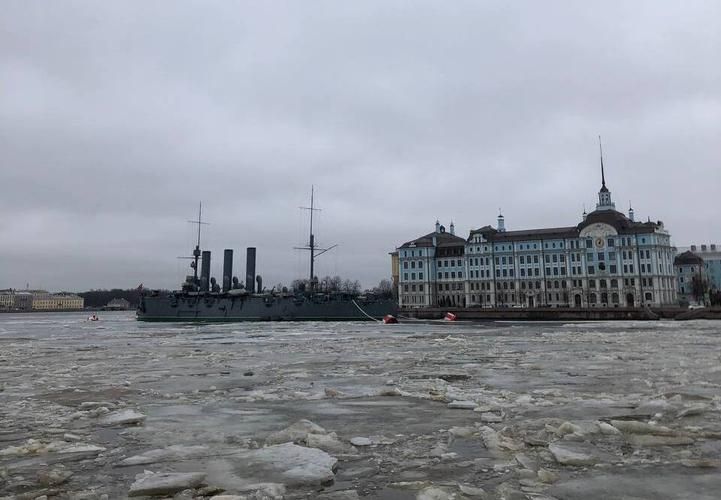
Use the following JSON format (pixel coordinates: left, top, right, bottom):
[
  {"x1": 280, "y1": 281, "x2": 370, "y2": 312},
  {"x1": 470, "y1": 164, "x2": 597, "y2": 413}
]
[{"x1": 78, "y1": 288, "x2": 148, "y2": 308}]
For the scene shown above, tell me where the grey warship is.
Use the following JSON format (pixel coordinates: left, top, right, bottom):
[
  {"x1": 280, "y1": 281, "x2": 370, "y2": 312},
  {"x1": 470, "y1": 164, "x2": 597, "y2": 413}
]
[{"x1": 137, "y1": 192, "x2": 397, "y2": 322}]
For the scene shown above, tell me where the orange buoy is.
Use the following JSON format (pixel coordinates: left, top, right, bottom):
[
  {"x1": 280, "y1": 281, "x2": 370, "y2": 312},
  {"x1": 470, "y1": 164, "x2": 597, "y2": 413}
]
[
  {"x1": 444, "y1": 312, "x2": 457, "y2": 321},
  {"x1": 383, "y1": 314, "x2": 399, "y2": 324}
]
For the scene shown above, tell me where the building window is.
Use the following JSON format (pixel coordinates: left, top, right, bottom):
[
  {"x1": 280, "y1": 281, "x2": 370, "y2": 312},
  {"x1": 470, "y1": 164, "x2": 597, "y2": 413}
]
[
  {"x1": 419, "y1": 273, "x2": 424, "y2": 280},
  {"x1": 404, "y1": 273, "x2": 408, "y2": 280},
  {"x1": 403, "y1": 262, "x2": 408, "y2": 269},
  {"x1": 586, "y1": 239, "x2": 593, "y2": 248},
  {"x1": 607, "y1": 238, "x2": 615, "y2": 247}
]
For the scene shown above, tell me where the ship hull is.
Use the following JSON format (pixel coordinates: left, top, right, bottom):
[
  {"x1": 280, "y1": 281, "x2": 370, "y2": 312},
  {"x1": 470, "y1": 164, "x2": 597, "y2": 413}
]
[{"x1": 137, "y1": 293, "x2": 397, "y2": 322}]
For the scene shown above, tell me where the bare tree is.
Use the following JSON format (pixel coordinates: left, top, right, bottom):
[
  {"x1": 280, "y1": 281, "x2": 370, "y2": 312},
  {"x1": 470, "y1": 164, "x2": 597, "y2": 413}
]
[{"x1": 691, "y1": 275, "x2": 709, "y2": 303}]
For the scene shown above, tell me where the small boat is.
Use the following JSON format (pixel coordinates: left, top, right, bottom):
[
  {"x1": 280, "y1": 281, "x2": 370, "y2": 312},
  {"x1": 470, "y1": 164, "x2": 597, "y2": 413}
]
[
  {"x1": 444, "y1": 312, "x2": 457, "y2": 321},
  {"x1": 383, "y1": 314, "x2": 399, "y2": 324},
  {"x1": 88, "y1": 314, "x2": 99, "y2": 321}
]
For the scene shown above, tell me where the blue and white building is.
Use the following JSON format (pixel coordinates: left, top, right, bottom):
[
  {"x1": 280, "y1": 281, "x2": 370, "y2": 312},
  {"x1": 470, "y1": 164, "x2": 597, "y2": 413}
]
[
  {"x1": 396, "y1": 160, "x2": 677, "y2": 309},
  {"x1": 674, "y1": 244, "x2": 720, "y2": 305}
]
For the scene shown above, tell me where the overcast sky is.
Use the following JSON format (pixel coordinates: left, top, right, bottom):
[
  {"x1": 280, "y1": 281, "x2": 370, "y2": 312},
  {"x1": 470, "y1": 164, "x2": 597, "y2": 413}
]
[{"x1": 1, "y1": 1, "x2": 719, "y2": 292}]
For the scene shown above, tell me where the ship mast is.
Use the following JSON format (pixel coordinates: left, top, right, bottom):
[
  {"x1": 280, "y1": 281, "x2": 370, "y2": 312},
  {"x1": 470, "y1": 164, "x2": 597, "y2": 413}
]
[
  {"x1": 186, "y1": 202, "x2": 209, "y2": 286},
  {"x1": 295, "y1": 186, "x2": 337, "y2": 290}
]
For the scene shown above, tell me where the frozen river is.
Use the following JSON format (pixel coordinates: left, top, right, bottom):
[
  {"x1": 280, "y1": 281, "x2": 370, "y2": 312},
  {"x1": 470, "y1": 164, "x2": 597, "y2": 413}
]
[{"x1": 1, "y1": 312, "x2": 721, "y2": 499}]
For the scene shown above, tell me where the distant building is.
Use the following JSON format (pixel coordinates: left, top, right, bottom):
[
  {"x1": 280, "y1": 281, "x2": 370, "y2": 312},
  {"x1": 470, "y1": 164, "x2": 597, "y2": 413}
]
[
  {"x1": 0, "y1": 290, "x2": 14, "y2": 310},
  {"x1": 677, "y1": 244, "x2": 721, "y2": 294},
  {"x1": 104, "y1": 298, "x2": 131, "y2": 310},
  {"x1": 674, "y1": 245, "x2": 719, "y2": 305},
  {"x1": 395, "y1": 156, "x2": 677, "y2": 309},
  {"x1": 31, "y1": 292, "x2": 84, "y2": 311},
  {"x1": 674, "y1": 251, "x2": 707, "y2": 305},
  {"x1": 396, "y1": 221, "x2": 469, "y2": 308},
  {"x1": 389, "y1": 251, "x2": 400, "y2": 300},
  {"x1": 13, "y1": 292, "x2": 33, "y2": 311}
]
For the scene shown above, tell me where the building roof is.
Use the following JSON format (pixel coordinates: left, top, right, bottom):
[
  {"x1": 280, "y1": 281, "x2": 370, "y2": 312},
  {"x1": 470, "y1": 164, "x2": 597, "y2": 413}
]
[
  {"x1": 578, "y1": 209, "x2": 661, "y2": 234},
  {"x1": 399, "y1": 229, "x2": 466, "y2": 249},
  {"x1": 466, "y1": 209, "x2": 663, "y2": 244},
  {"x1": 674, "y1": 250, "x2": 704, "y2": 266}
]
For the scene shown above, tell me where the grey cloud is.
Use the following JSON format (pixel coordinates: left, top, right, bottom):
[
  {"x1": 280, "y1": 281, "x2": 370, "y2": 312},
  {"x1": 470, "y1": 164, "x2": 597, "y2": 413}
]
[{"x1": 1, "y1": 0, "x2": 719, "y2": 291}]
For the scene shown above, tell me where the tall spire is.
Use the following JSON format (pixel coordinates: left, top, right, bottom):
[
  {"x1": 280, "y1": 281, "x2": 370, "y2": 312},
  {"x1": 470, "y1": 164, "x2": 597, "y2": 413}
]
[
  {"x1": 599, "y1": 135, "x2": 606, "y2": 190},
  {"x1": 595, "y1": 136, "x2": 615, "y2": 210}
]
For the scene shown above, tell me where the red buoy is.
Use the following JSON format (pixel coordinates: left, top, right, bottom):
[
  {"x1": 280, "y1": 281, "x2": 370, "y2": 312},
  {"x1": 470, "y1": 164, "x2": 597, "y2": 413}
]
[
  {"x1": 444, "y1": 312, "x2": 457, "y2": 321},
  {"x1": 383, "y1": 314, "x2": 399, "y2": 324}
]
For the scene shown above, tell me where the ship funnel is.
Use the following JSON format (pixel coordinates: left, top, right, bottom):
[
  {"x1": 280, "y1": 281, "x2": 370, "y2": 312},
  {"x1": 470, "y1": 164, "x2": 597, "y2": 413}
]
[
  {"x1": 200, "y1": 251, "x2": 211, "y2": 292},
  {"x1": 245, "y1": 247, "x2": 256, "y2": 293},
  {"x1": 222, "y1": 249, "x2": 233, "y2": 292}
]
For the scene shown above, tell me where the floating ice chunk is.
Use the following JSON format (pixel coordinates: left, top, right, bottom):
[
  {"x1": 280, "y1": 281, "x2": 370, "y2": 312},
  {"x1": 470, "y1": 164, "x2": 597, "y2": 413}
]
[
  {"x1": 548, "y1": 443, "x2": 598, "y2": 466},
  {"x1": 246, "y1": 443, "x2": 337, "y2": 486},
  {"x1": 448, "y1": 400, "x2": 476, "y2": 409},
  {"x1": 307, "y1": 432, "x2": 356, "y2": 454},
  {"x1": 265, "y1": 419, "x2": 327, "y2": 445},
  {"x1": 128, "y1": 471, "x2": 206, "y2": 497},
  {"x1": 99, "y1": 409, "x2": 146, "y2": 426},
  {"x1": 677, "y1": 404, "x2": 707, "y2": 418},
  {"x1": 118, "y1": 445, "x2": 209, "y2": 466},
  {"x1": 60, "y1": 444, "x2": 106, "y2": 454},
  {"x1": 609, "y1": 420, "x2": 674, "y2": 435},
  {"x1": 350, "y1": 437, "x2": 372, "y2": 446},
  {"x1": 480, "y1": 412, "x2": 503, "y2": 423},
  {"x1": 625, "y1": 435, "x2": 694, "y2": 447},
  {"x1": 556, "y1": 422, "x2": 582, "y2": 437},
  {"x1": 417, "y1": 486, "x2": 456, "y2": 499},
  {"x1": 597, "y1": 422, "x2": 622, "y2": 435},
  {"x1": 458, "y1": 483, "x2": 487, "y2": 497}
]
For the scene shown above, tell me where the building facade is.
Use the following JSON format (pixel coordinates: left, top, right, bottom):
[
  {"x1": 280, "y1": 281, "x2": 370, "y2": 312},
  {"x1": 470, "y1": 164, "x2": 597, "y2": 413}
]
[
  {"x1": 677, "y1": 244, "x2": 721, "y2": 294},
  {"x1": 673, "y1": 251, "x2": 707, "y2": 305},
  {"x1": 396, "y1": 166, "x2": 677, "y2": 309},
  {"x1": 0, "y1": 290, "x2": 14, "y2": 310},
  {"x1": 32, "y1": 293, "x2": 84, "y2": 311}
]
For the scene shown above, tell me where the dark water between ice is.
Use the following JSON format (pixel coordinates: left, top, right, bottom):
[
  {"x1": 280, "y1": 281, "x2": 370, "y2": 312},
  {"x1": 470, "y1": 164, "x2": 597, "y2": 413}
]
[{"x1": 1, "y1": 312, "x2": 721, "y2": 499}]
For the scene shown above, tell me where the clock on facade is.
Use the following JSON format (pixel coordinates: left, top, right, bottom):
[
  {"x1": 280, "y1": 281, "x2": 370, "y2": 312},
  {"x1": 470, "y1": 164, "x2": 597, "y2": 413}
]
[{"x1": 595, "y1": 237, "x2": 604, "y2": 248}]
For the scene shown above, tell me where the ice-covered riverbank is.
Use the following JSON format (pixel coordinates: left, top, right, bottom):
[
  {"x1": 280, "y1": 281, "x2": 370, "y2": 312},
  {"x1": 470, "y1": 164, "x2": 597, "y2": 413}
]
[{"x1": 1, "y1": 313, "x2": 721, "y2": 499}]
